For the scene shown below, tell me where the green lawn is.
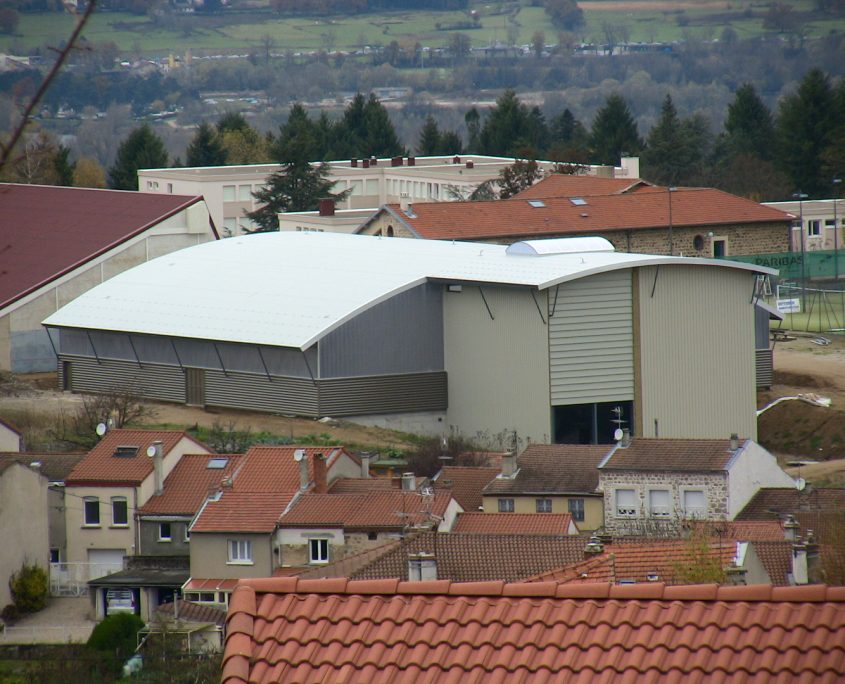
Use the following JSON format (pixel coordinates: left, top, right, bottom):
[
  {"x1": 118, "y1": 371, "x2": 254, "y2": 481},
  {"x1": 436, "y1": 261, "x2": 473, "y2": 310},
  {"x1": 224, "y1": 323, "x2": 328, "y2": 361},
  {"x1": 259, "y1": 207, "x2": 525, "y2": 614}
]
[{"x1": 0, "y1": 1, "x2": 841, "y2": 56}]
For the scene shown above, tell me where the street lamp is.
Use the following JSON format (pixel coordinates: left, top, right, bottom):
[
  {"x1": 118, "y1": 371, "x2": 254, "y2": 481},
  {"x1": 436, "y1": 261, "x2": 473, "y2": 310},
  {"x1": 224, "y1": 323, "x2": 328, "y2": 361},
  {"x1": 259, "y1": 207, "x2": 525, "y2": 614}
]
[
  {"x1": 793, "y1": 191, "x2": 808, "y2": 311},
  {"x1": 834, "y1": 178, "x2": 842, "y2": 284},
  {"x1": 667, "y1": 186, "x2": 677, "y2": 256}
]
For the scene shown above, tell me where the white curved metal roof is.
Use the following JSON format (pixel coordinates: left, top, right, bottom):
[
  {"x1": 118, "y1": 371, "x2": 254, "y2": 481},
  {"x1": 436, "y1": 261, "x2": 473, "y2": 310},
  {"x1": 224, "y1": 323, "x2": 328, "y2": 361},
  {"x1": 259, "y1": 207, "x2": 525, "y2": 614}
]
[{"x1": 43, "y1": 232, "x2": 774, "y2": 350}]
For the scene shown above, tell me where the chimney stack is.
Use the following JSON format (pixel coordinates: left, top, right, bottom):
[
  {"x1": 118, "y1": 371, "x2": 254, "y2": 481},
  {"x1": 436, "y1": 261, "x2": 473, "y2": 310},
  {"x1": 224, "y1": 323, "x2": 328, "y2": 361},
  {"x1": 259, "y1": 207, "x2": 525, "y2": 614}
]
[
  {"x1": 297, "y1": 449, "x2": 309, "y2": 491},
  {"x1": 360, "y1": 453, "x2": 370, "y2": 479},
  {"x1": 783, "y1": 514, "x2": 800, "y2": 541},
  {"x1": 391, "y1": 156, "x2": 403, "y2": 167},
  {"x1": 151, "y1": 441, "x2": 164, "y2": 496},
  {"x1": 362, "y1": 158, "x2": 370, "y2": 168},
  {"x1": 407, "y1": 156, "x2": 415, "y2": 166},
  {"x1": 730, "y1": 433, "x2": 739, "y2": 451},
  {"x1": 314, "y1": 453, "x2": 328, "y2": 494},
  {"x1": 806, "y1": 530, "x2": 821, "y2": 583},
  {"x1": 401, "y1": 472, "x2": 416, "y2": 491},
  {"x1": 501, "y1": 450, "x2": 517, "y2": 478},
  {"x1": 584, "y1": 534, "x2": 604, "y2": 557},
  {"x1": 318, "y1": 199, "x2": 335, "y2": 216},
  {"x1": 621, "y1": 428, "x2": 631, "y2": 448},
  {"x1": 408, "y1": 552, "x2": 437, "y2": 581},
  {"x1": 399, "y1": 192, "x2": 410, "y2": 212},
  {"x1": 452, "y1": 155, "x2": 461, "y2": 164},
  {"x1": 465, "y1": 159, "x2": 474, "y2": 169},
  {"x1": 370, "y1": 156, "x2": 378, "y2": 166},
  {"x1": 792, "y1": 538, "x2": 809, "y2": 584},
  {"x1": 351, "y1": 158, "x2": 358, "y2": 168}
]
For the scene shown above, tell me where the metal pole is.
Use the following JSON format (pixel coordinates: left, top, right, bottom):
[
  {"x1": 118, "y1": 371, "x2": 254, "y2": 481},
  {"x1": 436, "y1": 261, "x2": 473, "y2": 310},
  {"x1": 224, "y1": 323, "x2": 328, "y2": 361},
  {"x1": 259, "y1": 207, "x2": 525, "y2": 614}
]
[
  {"x1": 668, "y1": 186, "x2": 676, "y2": 256},
  {"x1": 834, "y1": 178, "x2": 842, "y2": 285},
  {"x1": 794, "y1": 191, "x2": 808, "y2": 312}
]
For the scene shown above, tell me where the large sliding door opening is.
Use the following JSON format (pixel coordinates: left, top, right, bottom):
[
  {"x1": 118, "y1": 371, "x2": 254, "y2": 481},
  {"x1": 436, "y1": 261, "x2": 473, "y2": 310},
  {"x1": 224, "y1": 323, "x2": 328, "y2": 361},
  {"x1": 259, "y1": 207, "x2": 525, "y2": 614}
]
[{"x1": 553, "y1": 401, "x2": 633, "y2": 444}]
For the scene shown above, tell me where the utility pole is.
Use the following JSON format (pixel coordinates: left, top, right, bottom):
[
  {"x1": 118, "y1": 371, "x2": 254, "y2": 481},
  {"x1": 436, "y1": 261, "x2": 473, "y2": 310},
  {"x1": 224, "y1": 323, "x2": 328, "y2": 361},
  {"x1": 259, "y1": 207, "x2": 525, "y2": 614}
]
[
  {"x1": 794, "y1": 191, "x2": 808, "y2": 312},
  {"x1": 667, "y1": 186, "x2": 677, "y2": 256}
]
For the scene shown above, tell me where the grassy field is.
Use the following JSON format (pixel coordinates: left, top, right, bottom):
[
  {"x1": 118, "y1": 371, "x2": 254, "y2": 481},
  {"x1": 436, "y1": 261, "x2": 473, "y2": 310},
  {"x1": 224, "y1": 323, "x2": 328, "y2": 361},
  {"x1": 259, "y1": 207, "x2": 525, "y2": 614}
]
[{"x1": 0, "y1": 1, "x2": 842, "y2": 57}]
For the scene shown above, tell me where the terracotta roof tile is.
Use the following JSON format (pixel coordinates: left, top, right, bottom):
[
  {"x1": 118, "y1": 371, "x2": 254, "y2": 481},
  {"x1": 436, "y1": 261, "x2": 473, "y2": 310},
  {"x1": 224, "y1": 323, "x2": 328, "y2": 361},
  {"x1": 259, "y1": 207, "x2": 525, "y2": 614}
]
[
  {"x1": 154, "y1": 600, "x2": 227, "y2": 626},
  {"x1": 66, "y1": 429, "x2": 211, "y2": 485},
  {"x1": 433, "y1": 466, "x2": 500, "y2": 511},
  {"x1": 599, "y1": 438, "x2": 742, "y2": 471},
  {"x1": 328, "y1": 477, "x2": 402, "y2": 493},
  {"x1": 0, "y1": 452, "x2": 84, "y2": 482},
  {"x1": 383, "y1": 187, "x2": 791, "y2": 242},
  {"x1": 139, "y1": 454, "x2": 243, "y2": 516},
  {"x1": 750, "y1": 541, "x2": 794, "y2": 586},
  {"x1": 223, "y1": 579, "x2": 845, "y2": 683},
  {"x1": 483, "y1": 444, "x2": 606, "y2": 496},
  {"x1": 514, "y1": 175, "x2": 653, "y2": 199},
  {"x1": 0, "y1": 183, "x2": 207, "y2": 311},
  {"x1": 191, "y1": 491, "x2": 296, "y2": 533},
  {"x1": 453, "y1": 512, "x2": 576, "y2": 535},
  {"x1": 735, "y1": 487, "x2": 845, "y2": 544},
  {"x1": 183, "y1": 578, "x2": 240, "y2": 592},
  {"x1": 689, "y1": 520, "x2": 786, "y2": 541},
  {"x1": 279, "y1": 489, "x2": 453, "y2": 529},
  {"x1": 349, "y1": 531, "x2": 587, "y2": 583}
]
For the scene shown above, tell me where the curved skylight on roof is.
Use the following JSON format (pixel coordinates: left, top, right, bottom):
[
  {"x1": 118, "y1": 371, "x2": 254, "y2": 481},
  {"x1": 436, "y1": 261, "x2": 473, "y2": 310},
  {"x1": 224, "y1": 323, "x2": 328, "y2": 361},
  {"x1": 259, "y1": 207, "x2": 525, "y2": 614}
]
[{"x1": 506, "y1": 237, "x2": 615, "y2": 256}]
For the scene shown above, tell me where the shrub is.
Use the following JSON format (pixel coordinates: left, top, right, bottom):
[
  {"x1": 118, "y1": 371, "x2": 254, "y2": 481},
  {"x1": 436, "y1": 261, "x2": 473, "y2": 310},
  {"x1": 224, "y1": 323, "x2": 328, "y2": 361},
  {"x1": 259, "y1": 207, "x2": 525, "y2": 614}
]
[
  {"x1": 9, "y1": 562, "x2": 48, "y2": 614},
  {"x1": 1, "y1": 603, "x2": 20, "y2": 624},
  {"x1": 87, "y1": 613, "x2": 144, "y2": 662}
]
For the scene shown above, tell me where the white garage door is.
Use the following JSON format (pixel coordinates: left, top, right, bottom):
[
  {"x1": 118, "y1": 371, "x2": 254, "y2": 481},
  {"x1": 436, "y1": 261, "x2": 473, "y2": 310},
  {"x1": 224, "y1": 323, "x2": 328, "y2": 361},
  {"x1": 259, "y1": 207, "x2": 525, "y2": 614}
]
[{"x1": 88, "y1": 549, "x2": 125, "y2": 580}]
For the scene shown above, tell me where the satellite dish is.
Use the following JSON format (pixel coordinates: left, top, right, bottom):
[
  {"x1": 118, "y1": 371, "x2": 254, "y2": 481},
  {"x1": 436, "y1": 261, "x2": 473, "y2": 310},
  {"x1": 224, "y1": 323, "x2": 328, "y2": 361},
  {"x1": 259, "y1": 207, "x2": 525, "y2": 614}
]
[
  {"x1": 293, "y1": 449, "x2": 305, "y2": 462},
  {"x1": 796, "y1": 477, "x2": 806, "y2": 491},
  {"x1": 146, "y1": 445, "x2": 157, "y2": 458},
  {"x1": 613, "y1": 428, "x2": 624, "y2": 442},
  {"x1": 96, "y1": 423, "x2": 107, "y2": 437}
]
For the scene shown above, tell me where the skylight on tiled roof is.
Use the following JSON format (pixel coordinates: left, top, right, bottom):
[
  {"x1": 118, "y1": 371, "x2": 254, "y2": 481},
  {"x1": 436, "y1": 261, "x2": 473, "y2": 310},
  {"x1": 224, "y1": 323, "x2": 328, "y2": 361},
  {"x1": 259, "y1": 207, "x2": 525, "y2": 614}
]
[
  {"x1": 527, "y1": 200, "x2": 546, "y2": 208},
  {"x1": 113, "y1": 445, "x2": 139, "y2": 458},
  {"x1": 570, "y1": 197, "x2": 588, "y2": 206},
  {"x1": 207, "y1": 457, "x2": 229, "y2": 469}
]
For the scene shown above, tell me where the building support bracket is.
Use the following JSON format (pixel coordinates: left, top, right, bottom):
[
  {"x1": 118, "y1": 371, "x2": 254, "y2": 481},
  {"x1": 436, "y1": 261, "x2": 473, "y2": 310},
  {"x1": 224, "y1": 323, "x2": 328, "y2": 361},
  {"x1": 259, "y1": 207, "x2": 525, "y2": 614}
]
[
  {"x1": 45, "y1": 327, "x2": 59, "y2": 360},
  {"x1": 127, "y1": 334, "x2": 143, "y2": 369},
  {"x1": 85, "y1": 330, "x2": 102, "y2": 365},
  {"x1": 479, "y1": 287, "x2": 495, "y2": 321},
  {"x1": 650, "y1": 266, "x2": 660, "y2": 298},
  {"x1": 302, "y1": 351, "x2": 317, "y2": 385},
  {"x1": 549, "y1": 285, "x2": 560, "y2": 317},
  {"x1": 256, "y1": 346, "x2": 273, "y2": 383},
  {"x1": 170, "y1": 339, "x2": 184, "y2": 371},
  {"x1": 212, "y1": 342, "x2": 229, "y2": 377},
  {"x1": 530, "y1": 289, "x2": 547, "y2": 325}
]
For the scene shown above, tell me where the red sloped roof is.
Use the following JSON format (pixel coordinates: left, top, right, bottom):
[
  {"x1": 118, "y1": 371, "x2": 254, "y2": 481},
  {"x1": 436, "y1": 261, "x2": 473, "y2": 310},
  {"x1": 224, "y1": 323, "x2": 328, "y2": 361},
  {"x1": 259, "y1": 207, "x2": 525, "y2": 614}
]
[
  {"x1": 385, "y1": 187, "x2": 791, "y2": 241},
  {"x1": 279, "y1": 490, "x2": 453, "y2": 529},
  {"x1": 139, "y1": 454, "x2": 244, "y2": 516},
  {"x1": 515, "y1": 174, "x2": 653, "y2": 199},
  {"x1": 66, "y1": 429, "x2": 211, "y2": 486},
  {"x1": 228, "y1": 446, "x2": 351, "y2": 492},
  {"x1": 223, "y1": 578, "x2": 845, "y2": 684},
  {"x1": 0, "y1": 184, "x2": 207, "y2": 311},
  {"x1": 599, "y1": 438, "x2": 741, "y2": 471},
  {"x1": 453, "y1": 512, "x2": 575, "y2": 535},
  {"x1": 190, "y1": 491, "x2": 297, "y2": 533},
  {"x1": 433, "y1": 466, "x2": 500, "y2": 511}
]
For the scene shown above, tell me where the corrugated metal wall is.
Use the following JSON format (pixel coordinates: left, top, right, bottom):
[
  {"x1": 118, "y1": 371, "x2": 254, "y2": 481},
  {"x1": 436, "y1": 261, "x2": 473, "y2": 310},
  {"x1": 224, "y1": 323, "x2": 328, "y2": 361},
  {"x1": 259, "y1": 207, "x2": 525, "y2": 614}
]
[
  {"x1": 318, "y1": 283, "x2": 443, "y2": 378},
  {"x1": 319, "y1": 372, "x2": 447, "y2": 415},
  {"x1": 636, "y1": 265, "x2": 757, "y2": 439},
  {"x1": 755, "y1": 349, "x2": 773, "y2": 388},
  {"x1": 58, "y1": 355, "x2": 185, "y2": 402},
  {"x1": 204, "y1": 370, "x2": 319, "y2": 415},
  {"x1": 548, "y1": 270, "x2": 634, "y2": 405}
]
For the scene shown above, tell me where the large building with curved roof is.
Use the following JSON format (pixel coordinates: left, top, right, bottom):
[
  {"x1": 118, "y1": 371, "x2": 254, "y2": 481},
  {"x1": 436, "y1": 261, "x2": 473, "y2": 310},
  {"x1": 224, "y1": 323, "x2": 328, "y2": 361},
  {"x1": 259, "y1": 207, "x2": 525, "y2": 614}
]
[{"x1": 43, "y1": 232, "x2": 772, "y2": 444}]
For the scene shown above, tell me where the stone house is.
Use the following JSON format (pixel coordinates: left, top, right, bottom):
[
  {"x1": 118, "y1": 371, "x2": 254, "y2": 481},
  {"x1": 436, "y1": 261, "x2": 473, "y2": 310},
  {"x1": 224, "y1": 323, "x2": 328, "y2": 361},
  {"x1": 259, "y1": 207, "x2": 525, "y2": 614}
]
[{"x1": 597, "y1": 437, "x2": 795, "y2": 535}]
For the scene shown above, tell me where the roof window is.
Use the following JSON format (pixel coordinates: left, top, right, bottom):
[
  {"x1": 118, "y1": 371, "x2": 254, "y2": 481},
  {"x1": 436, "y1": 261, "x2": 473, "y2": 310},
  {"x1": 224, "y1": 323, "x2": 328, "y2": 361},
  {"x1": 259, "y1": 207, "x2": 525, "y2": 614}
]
[
  {"x1": 207, "y1": 457, "x2": 229, "y2": 469},
  {"x1": 527, "y1": 200, "x2": 546, "y2": 208},
  {"x1": 570, "y1": 197, "x2": 588, "y2": 206},
  {"x1": 113, "y1": 445, "x2": 139, "y2": 458}
]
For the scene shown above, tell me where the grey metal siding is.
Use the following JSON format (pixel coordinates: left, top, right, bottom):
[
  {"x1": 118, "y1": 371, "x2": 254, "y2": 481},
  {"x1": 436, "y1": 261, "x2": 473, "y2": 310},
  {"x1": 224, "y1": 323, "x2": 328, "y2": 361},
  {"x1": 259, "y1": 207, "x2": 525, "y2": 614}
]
[
  {"x1": 756, "y1": 348, "x2": 774, "y2": 389},
  {"x1": 318, "y1": 283, "x2": 443, "y2": 378},
  {"x1": 58, "y1": 355, "x2": 185, "y2": 402},
  {"x1": 204, "y1": 370, "x2": 319, "y2": 415},
  {"x1": 318, "y1": 372, "x2": 448, "y2": 416},
  {"x1": 548, "y1": 270, "x2": 634, "y2": 405},
  {"x1": 754, "y1": 303, "x2": 771, "y2": 349}
]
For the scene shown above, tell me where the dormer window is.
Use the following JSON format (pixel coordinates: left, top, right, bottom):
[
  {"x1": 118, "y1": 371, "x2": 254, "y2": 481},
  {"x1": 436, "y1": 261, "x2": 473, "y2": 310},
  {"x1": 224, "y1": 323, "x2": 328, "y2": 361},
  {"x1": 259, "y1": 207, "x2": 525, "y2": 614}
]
[{"x1": 113, "y1": 445, "x2": 139, "y2": 458}]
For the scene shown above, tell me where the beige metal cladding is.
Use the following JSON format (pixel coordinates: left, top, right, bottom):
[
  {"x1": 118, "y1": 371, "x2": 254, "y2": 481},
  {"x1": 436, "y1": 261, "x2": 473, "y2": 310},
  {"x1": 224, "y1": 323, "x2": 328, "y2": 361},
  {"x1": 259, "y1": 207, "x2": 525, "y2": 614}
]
[
  {"x1": 443, "y1": 285, "x2": 551, "y2": 444},
  {"x1": 548, "y1": 270, "x2": 634, "y2": 405},
  {"x1": 636, "y1": 264, "x2": 757, "y2": 439}
]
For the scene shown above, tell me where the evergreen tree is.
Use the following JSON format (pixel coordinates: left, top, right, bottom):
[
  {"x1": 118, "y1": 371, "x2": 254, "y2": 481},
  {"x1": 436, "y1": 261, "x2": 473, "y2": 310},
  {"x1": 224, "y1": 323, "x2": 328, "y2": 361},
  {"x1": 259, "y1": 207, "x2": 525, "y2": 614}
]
[
  {"x1": 217, "y1": 113, "x2": 268, "y2": 164},
  {"x1": 545, "y1": 0, "x2": 584, "y2": 30},
  {"x1": 417, "y1": 115, "x2": 441, "y2": 156},
  {"x1": 186, "y1": 122, "x2": 227, "y2": 167},
  {"x1": 246, "y1": 139, "x2": 347, "y2": 232},
  {"x1": 548, "y1": 108, "x2": 589, "y2": 162},
  {"x1": 642, "y1": 94, "x2": 709, "y2": 186},
  {"x1": 589, "y1": 93, "x2": 641, "y2": 166},
  {"x1": 54, "y1": 144, "x2": 75, "y2": 186},
  {"x1": 108, "y1": 124, "x2": 168, "y2": 190},
  {"x1": 439, "y1": 130, "x2": 464, "y2": 155},
  {"x1": 479, "y1": 90, "x2": 532, "y2": 157},
  {"x1": 776, "y1": 68, "x2": 839, "y2": 198},
  {"x1": 723, "y1": 84, "x2": 776, "y2": 160},
  {"x1": 363, "y1": 94, "x2": 405, "y2": 157},
  {"x1": 272, "y1": 103, "x2": 321, "y2": 162},
  {"x1": 465, "y1": 107, "x2": 481, "y2": 153}
]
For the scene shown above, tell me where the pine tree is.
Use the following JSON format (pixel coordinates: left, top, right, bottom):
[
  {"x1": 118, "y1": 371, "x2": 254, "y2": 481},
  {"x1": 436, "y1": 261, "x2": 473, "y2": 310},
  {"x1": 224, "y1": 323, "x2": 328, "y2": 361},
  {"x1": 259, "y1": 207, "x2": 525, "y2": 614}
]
[
  {"x1": 465, "y1": 107, "x2": 481, "y2": 153},
  {"x1": 186, "y1": 122, "x2": 227, "y2": 167},
  {"x1": 776, "y1": 69, "x2": 839, "y2": 198},
  {"x1": 439, "y1": 130, "x2": 464, "y2": 155},
  {"x1": 723, "y1": 84, "x2": 776, "y2": 160},
  {"x1": 548, "y1": 108, "x2": 589, "y2": 162},
  {"x1": 479, "y1": 90, "x2": 532, "y2": 157},
  {"x1": 417, "y1": 115, "x2": 441, "y2": 156},
  {"x1": 272, "y1": 103, "x2": 321, "y2": 162},
  {"x1": 363, "y1": 94, "x2": 405, "y2": 158},
  {"x1": 589, "y1": 93, "x2": 642, "y2": 166},
  {"x1": 108, "y1": 124, "x2": 168, "y2": 190}
]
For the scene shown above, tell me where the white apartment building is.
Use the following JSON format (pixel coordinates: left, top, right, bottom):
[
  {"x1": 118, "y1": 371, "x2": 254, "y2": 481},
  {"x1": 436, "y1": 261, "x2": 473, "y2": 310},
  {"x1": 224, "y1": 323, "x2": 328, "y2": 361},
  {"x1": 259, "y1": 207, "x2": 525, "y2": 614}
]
[
  {"x1": 765, "y1": 198, "x2": 845, "y2": 253},
  {"x1": 139, "y1": 155, "x2": 641, "y2": 236}
]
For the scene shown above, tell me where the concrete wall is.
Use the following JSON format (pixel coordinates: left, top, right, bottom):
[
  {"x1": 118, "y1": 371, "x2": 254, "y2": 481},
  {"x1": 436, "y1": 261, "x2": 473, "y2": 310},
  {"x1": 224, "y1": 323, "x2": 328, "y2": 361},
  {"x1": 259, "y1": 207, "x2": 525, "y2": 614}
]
[
  {"x1": 1, "y1": 202, "x2": 216, "y2": 372},
  {"x1": 480, "y1": 494, "x2": 604, "y2": 531},
  {"x1": 635, "y1": 265, "x2": 758, "y2": 440},
  {"x1": 64, "y1": 485, "x2": 138, "y2": 564},
  {"x1": 598, "y1": 470, "x2": 727, "y2": 535},
  {"x1": 443, "y1": 285, "x2": 551, "y2": 445},
  {"x1": 0, "y1": 423, "x2": 21, "y2": 452},
  {"x1": 138, "y1": 519, "x2": 192, "y2": 556},
  {"x1": 0, "y1": 464, "x2": 48, "y2": 608},
  {"x1": 189, "y1": 532, "x2": 274, "y2": 579},
  {"x1": 726, "y1": 442, "x2": 796, "y2": 519}
]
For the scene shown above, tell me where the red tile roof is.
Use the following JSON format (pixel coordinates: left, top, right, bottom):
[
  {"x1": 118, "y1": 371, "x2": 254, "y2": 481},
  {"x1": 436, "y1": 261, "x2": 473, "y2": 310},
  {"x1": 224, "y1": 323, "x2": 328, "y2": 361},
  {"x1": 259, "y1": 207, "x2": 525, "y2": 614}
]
[
  {"x1": 0, "y1": 452, "x2": 84, "y2": 482},
  {"x1": 453, "y1": 512, "x2": 576, "y2": 535},
  {"x1": 378, "y1": 187, "x2": 792, "y2": 241},
  {"x1": 227, "y1": 445, "x2": 351, "y2": 492},
  {"x1": 599, "y1": 438, "x2": 742, "y2": 471},
  {"x1": 689, "y1": 519, "x2": 786, "y2": 541},
  {"x1": 483, "y1": 443, "x2": 606, "y2": 496},
  {"x1": 191, "y1": 491, "x2": 297, "y2": 533},
  {"x1": 750, "y1": 540, "x2": 794, "y2": 586},
  {"x1": 139, "y1": 454, "x2": 243, "y2": 516},
  {"x1": 328, "y1": 476, "x2": 402, "y2": 493},
  {"x1": 515, "y1": 175, "x2": 654, "y2": 199},
  {"x1": 433, "y1": 466, "x2": 499, "y2": 511},
  {"x1": 66, "y1": 429, "x2": 211, "y2": 486},
  {"x1": 223, "y1": 578, "x2": 845, "y2": 684},
  {"x1": 530, "y1": 538, "x2": 739, "y2": 585},
  {"x1": 183, "y1": 578, "x2": 240, "y2": 592},
  {"x1": 0, "y1": 184, "x2": 209, "y2": 311},
  {"x1": 279, "y1": 489, "x2": 453, "y2": 530},
  {"x1": 155, "y1": 600, "x2": 227, "y2": 626}
]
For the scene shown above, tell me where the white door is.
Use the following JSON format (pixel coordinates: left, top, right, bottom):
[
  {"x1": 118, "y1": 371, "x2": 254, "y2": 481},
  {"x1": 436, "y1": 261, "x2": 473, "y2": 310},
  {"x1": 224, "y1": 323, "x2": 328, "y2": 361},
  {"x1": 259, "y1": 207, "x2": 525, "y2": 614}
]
[{"x1": 87, "y1": 549, "x2": 125, "y2": 580}]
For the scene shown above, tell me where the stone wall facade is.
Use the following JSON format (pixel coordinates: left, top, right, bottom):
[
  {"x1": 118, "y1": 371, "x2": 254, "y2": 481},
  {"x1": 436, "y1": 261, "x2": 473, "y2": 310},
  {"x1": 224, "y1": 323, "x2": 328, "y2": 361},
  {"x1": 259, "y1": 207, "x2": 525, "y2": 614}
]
[
  {"x1": 278, "y1": 530, "x2": 400, "y2": 568},
  {"x1": 599, "y1": 471, "x2": 728, "y2": 535}
]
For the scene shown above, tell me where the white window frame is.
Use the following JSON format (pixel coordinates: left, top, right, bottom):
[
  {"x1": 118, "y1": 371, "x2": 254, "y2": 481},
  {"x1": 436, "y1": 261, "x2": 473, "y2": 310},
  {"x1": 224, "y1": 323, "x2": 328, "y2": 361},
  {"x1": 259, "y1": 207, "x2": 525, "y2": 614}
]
[
  {"x1": 222, "y1": 185, "x2": 236, "y2": 202},
  {"x1": 535, "y1": 498, "x2": 552, "y2": 513},
  {"x1": 615, "y1": 488, "x2": 639, "y2": 518},
  {"x1": 308, "y1": 538, "x2": 329, "y2": 565},
  {"x1": 498, "y1": 498, "x2": 515, "y2": 513},
  {"x1": 568, "y1": 498, "x2": 585, "y2": 522},
  {"x1": 83, "y1": 497, "x2": 100, "y2": 527},
  {"x1": 228, "y1": 539, "x2": 253, "y2": 565},
  {"x1": 238, "y1": 184, "x2": 252, "y2": 201},
  {"x1": 807, "y1": 219, "x2": 821, "y2": 237},
  {"x1": 111, "y1": 497, "x2": 128, "y2": 527},
  {"x1": 682, "y1": 489, "x2": 707, "y2": 519},
  {"x1": 158, "y1": 522, "x2": 172, "y2": 542},
  {"x1": 648, "y1": 489, "x2": 671, "y2": 518}
]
